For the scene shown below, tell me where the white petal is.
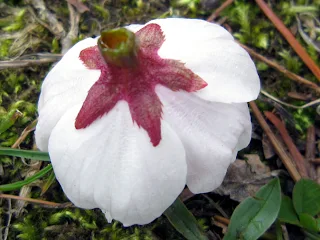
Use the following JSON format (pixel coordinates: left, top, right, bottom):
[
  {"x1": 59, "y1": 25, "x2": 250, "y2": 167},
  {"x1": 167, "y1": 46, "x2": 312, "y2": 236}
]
[
  {"x1": 148, "y1": 18, "x2": 260, "y2": 103},
  {"x1": 48, "y1": 101, "x2": 187, "y2": 226},
  {"x1": 157, "y1": 86, "x2": 252, "y2": 193},
  {"x1": 36, "y1": 38, "x2": 100, "y2": 151}
]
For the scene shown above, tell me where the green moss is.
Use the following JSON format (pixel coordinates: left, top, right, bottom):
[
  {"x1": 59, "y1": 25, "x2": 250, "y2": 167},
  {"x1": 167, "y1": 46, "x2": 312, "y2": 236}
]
[
  {"x1": 49, "y1": 209, "x2": 97, "y2": 230},
  {"x1": 0, "y1": 39, "x2": 12, "y2": 58},
  {"x1": 12, "y1": 208, "x2": 156, "y2": 240},
  {"x1": 279, "y1": 1, "x2": 318, "y2": 25},
  {"x1": 307, "y1": 44, "x2": 320, "y2": 65},
  {"x1": 221, "y1": 1, "x2": 271, "y2": 49},
  {"x1": 197, "y1": 218, "x2": 209, "y2": 232},
  {"x1": 256, "y1": 61, "x2": 269, "y2": 71},
  {"x1": 14, "y1": 218, "x2": 43, "y2": 240},
  {"x1": 93, "y1": 5, "x2": 110, "y2": 20},
  {"x1": 175, "y1": 0, "x2": 200, "y2": 13},
  {"x1": 51, "y1": 38, "x2": 60, "y2": 53},
  {"x1": 278, "y1": 50, "x2": 303, "y2": 73},
  {"x1": 292, "y1": 108, "x2": 314, "y2": 135},
  {"x1": 255, "y1": 99, "x2": 274, "y2": 112},
  {"x1": 2, "y1": 9, "x2": 26, "y2": 32}
]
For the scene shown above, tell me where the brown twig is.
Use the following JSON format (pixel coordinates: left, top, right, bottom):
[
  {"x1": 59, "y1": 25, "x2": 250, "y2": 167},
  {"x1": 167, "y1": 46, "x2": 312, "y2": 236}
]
[
  {"x1": 281, "y1": 224, "x2": 290, "y2": 240},
  {"x1": 317, "y1": 162, "x2": 320, "y2": 185},
  {"x1": 10, "y1": 119, "x2": 40, "y2": 215},
  {"x1": 255, "y1": 0, "x2": 320, "y2": 80},
  {"x1": 287, "y1": 92, "x2": 312, "y2": 101},
  {"x1": 61, "y1": 3, "x2": 81, "y2": 53},
  {"x1": 212, "y1": 219, "x2": 228, "y2": 234},
  {"x1": 0, "y1": 194, "x2": 73, "y2": 208},
  {"x1": 305, "y1": 126, "x2": 317, "y2": 180},
  {"x1": 11, "y1": 119, "x2": 38, "y2": 148},
  {"x1": 261, "y1": 90, "x2": 320, "y2": 109},
  {"x1": 28, "y1": 0, "x2": 66, "y2": 39},
  {"x1": 207, "y1": 0, "x2": 234, "y2": 22},
  {"x1": 14, "y1": 160, "x2": 42, "y2": 216},
  {"x1": 202, "y1": 194, "x2": 229, "y2": 218},
  {"x1": 264, "y1": 111, "x2": 309, "y2": 178},
  {"x1": 214, "y1": 215, "x2": 230, "y2": 225},
  {"x1": 249, "y1": 102, "x2": 301, "y2": 182},
  {"x1": 239, "y1": 43, "x2": 320, "y2": 94},
  {"x1": 66, "y1": 0, "x2": 89, "y2": 13},
  {"x1": 0, "y1": 58, "x2": 61, "y2": 70},
  {"x1": 311, "y1": 159, "x2": 320, "y2": 164}
]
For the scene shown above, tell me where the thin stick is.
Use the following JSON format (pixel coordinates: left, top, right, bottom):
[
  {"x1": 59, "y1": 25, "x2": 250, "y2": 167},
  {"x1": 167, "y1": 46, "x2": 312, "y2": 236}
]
[
  {"x1": 0, "y1": 194, "x2": 73, "y2": 208},
  {"x1": 261, "y1": 90, "x2": 320, "y2": 109},
  {"x1": 202, "y1": 194, "x2": 229, "y2": 218},
  {"x1": 311, "y1": 159, "x2": 320, "y2": 164},
  {"x1": 240, "y1": 43, "x2": 320, "y2": 94},
  {"x1": 249, "y1": 102, "x2": 301, "y2": 182},
  {"x1": 11, "y1": 119, "x2": 37, "y2": 149},
  {"x1": 281, "y1": 224, "x2": 290, "y2": 240},
  {"x1": 29, "y1": 0, "x2": 66, "y2": 39},
  {"x1": 264, "y1": 112, "x2": 309, "y2": 178},
  {"x1": 214, "y1": 215, "x2": 230, "y2": 225},
  {"x1": 61, "y1": 3, "x2": 80, "y2": 53},
  {"x1": 0, "y1": 58, "x2": 60, "y2": 70},
  {"x1": 207, "y1": 0, "x2": 234, "y2": 22},
  {"x1": 305, "y1": 126, "x2": 317, "y2": 180},
  {"x1": 255, "y1": 0, "x2": 320, "y2": 80}
]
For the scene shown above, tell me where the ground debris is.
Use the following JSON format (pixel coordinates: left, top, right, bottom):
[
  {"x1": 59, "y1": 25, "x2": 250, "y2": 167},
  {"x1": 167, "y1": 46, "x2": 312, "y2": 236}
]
[{"x1": 214, "y1": 154, "x2": 275, "y2": 202}]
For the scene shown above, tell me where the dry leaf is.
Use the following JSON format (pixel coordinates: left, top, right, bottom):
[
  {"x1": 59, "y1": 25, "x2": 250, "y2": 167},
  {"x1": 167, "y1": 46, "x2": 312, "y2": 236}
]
[
  {"x1": 262, "y1": 133, "x2": 275, "y2": 159},
  {"x1": 214, "y1": 154, "x2": 274, "y2": 202}
]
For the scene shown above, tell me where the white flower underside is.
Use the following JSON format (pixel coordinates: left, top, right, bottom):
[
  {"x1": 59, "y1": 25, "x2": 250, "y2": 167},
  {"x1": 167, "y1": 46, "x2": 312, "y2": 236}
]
[
  {"x1": 49, "y1": 102, "x2": 187, "y2": 226},
  {"x1": 35, "y1": 18, "x2": 260, "y2": 226}
]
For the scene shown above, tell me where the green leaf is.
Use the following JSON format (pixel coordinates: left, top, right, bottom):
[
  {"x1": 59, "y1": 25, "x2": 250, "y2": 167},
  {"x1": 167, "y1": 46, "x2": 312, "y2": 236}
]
[
  {"x1": 0, "y1": 147, "x2": 50, "y2": 161},
  {"x1": 293, "y1": 179, "x2": 320, "y2": 216},
  {"x1": 0, "y1": 164, "x2": 53, "y2": 191},
  {"x1": 278, "y1": 195, "x2": 300, "y2": 225},
  {"x1": 164, "y1": 198, "x2": 208, "y2": 240},
  {"x1": 299, "y1": 213, "x2": 319, "y2": 232},
  {"x1": 224, "y1": 178, "x2": 281, "y2": 240}
]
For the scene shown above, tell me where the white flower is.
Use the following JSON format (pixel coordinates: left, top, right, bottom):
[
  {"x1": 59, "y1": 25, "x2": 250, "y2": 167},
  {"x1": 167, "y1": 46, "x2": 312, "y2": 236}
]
[{"x1": 35, "y1": 18, "x2": 260, "y2": 226}]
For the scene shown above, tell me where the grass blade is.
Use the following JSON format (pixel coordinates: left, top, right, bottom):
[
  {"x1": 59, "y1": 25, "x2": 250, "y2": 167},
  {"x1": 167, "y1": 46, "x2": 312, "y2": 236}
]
[
  {"x1": 0, "y1": 147, "x2": 50, "y2": 161},
  {"x1": 164, "y1": 198, "x2": 208, "y2": 240},
  {"x1": 0, "y1": 164, "x2": 53, "y2": 192}
]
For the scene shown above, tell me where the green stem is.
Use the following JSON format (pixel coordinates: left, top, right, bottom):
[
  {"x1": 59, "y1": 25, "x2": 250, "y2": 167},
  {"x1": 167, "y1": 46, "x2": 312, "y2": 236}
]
[
  {"x1": 98, "y1": 27, "x2": 138, "y2": 68},
  {"x1": 304, "y1": 230, "x2": 320, "y2": 240},
  {"x1": 275, "y1": 220, "x2": 283, "y2": 240}
]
